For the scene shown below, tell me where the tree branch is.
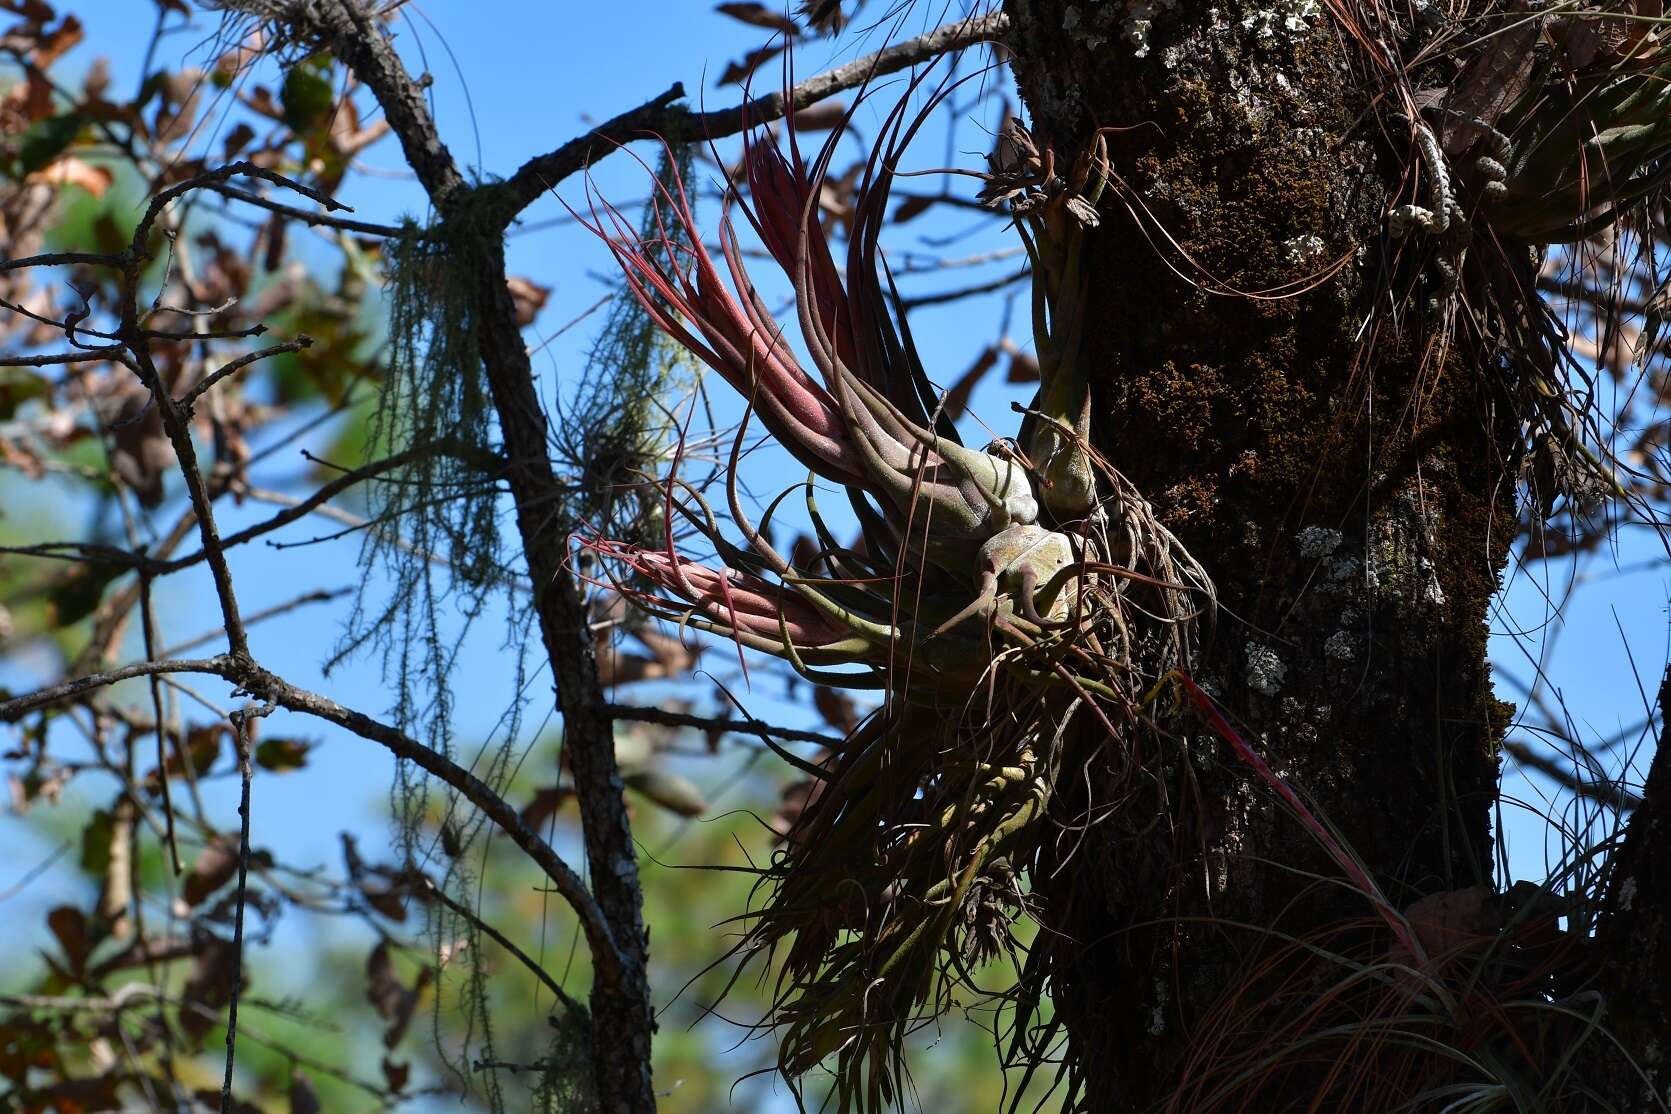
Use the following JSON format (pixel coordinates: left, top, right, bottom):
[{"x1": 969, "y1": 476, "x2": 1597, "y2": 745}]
[
  {"x1": 495, "y1": 11, "x2": 1010, "y2": 219},
  {"x1": 0, "y1": 657, "x2": 233, "y2": 720},
  {"x1": 0, "y1": 653, "x2": 627, "y2": 992},
  {"x1": 180, "y1": 337, "x2": 314, "y2": 411},
  {"x1": 206, "y1": 181, "x2": 410, "y2": 238},
  {"x1": 606, "y1": 702, "x2": 843, "y2": 748}
]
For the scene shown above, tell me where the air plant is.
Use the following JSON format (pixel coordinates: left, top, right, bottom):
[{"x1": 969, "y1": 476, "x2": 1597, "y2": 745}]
[
  {"x1": 1486, "y1": 8, "x2": 1671, "y2": 246},
  {"x1": 1360, "y1": 1, "x2": 1671, "y2": 528},
  {"x1": 1150, "y1": 671, "x2": 1618, "y2": 1112},
  {"x1": 574, "y1": 75, "x2": 1212, "y2": 1106}
]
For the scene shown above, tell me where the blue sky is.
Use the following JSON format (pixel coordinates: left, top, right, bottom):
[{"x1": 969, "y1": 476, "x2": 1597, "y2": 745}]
[{"x1": 3, "y1": 0, "x2": 1668, "y2": 1107}]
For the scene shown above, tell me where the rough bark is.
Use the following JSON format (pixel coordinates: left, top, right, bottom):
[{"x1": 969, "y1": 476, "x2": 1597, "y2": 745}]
[
  {"x1": 1591, "y1": 668, "x2": 1671, "y2": 1106},
  {"x1": 1004, "y1": 1, "x2": 1519, "y2": 1105}
]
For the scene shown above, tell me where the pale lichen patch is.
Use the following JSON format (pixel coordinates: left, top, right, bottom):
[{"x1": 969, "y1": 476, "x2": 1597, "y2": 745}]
[
  {"x1": 1240, "y1": 0, "x2": 1321, "y2": 47},
  {"x1": 1283, "y1": 233, "x2": 1325, "y2": 266},
  {"x1": 1296, "y1": 524, "x2": 1343, "y2": 558},
  {"x1": 1245, "y1": 641, "x2": 1287, "y2": 696}
]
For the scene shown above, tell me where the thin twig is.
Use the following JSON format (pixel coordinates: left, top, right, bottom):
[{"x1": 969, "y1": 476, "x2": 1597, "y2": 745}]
[
  {"x1": 138, "y1": 575, "x2": 183, "y2": 876},
  {"x1": 0, "y1": 348, "x2": 127, "y2": 367},
  {"x1": 220, "y1": 701, "x2": 270, "y2": 1114},
  {"x1": 159, "y1": 588, "x2": 352, "y2": 658},
  {"x1": 180, "y1": 336, "x2": 314, "y2": 410},
  {"x1": 0, "y1": 652, "x2": 626, "y2": 988},
  {"x1": 496, "y1": 12, "x2": 1010, "y2": 219},
  {"x1": 207, "y1": 181, "x2": 411, "y2": 238},
  {"x1": 421, "y1": 877, "x2": 583, "y2": 1016},
  {"x1": 0, "y1": 250, "x2": 123, "y2": 274},
  {"x1": 900, "y1": 266, "x2": 1031, "y2": 310},
  {"x1": 1506, "y1": 739, "x2": 1644, "y2": 811},
  {"x1": 0, "y1": 657, "x2": 234, "y2": 720},
  {"x1": 158, "y1": 444, "x2": 458, "y2": 574},
  {"x1": 605, "y1": 702, "x2": 842, "y2": 747}
]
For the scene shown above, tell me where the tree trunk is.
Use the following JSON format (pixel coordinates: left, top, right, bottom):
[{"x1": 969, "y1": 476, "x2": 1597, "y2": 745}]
[
  {"x1": 1590, "y1": 668, "x2": 1671, "y2": 1106},
  {"x1": 1004, "y1": 1, "x2": 1519, "y2": 1105}
]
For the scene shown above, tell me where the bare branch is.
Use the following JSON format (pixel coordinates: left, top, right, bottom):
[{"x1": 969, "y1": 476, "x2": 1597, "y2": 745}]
[
  {"x1": 498, "y1": 12, "x2": 1010, "y2": 219},
  {"x1": 419, "y1": 876, "x2": 583, "y2": 1016},
  {"x1": 207, "y1": 182, "x2": 410, "y2": 238},
  {"x1": 900, "y1": 266, "x2": 1031, "y2": 310},
  {"x1": 0, "y1": 657, "x2": 233, "y2": 720},
  {"x1": 0, "y1": 652, "x2": 627, "y2": 992},
  {"x1": 606, "y1": 702, "x2": 843, "y2": 748},
  {"x1": 0, "y1": 250, "x2": 124, "y2": 275},
  {"x1": 180, "y1": 336, "x2": 314, "y2": 411},
  {"x1": 231, "y1": 661, "x2": 628, "y2": 987},
  {"x1": 1505, "y1": 739, "x2": 1644, "y2": 812},
  {"x1": 0, "y1": 348, "x2": 127, "y2": 368}
]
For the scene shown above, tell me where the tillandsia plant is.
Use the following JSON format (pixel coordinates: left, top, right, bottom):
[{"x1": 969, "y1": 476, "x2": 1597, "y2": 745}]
[
  {"x1": 574, "y1": 76, "x2": 1213, "y2": 1105},
  {"x1": 1374, "y1": 2, "x2": 1671, "y2": 487}
]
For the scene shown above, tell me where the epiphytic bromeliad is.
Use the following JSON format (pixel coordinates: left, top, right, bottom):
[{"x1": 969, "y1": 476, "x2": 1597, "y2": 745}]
[{"x1": 574, "y1": 78, "x2": 1210, "y2": 1104}]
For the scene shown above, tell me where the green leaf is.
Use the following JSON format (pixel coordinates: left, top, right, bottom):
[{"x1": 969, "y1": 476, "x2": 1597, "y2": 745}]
[
  {"x1": 48, "y1": 563, "x2": 122, "y2": 626},
  {"x1": 281, "y1": 59, "x2": 335, "y2": 135},
  {"x1": 15, "y1": 113, "x2": 84, "y2": 176},
  {"x1": 0, "y1": 368, "x2": 50, "y2": 420},
  {"x1": 80, "y1": 809, "x2": 115, "y2": 875},
  {"x1": 254, "y1": 737, "x2": 312, "y2": 772}
]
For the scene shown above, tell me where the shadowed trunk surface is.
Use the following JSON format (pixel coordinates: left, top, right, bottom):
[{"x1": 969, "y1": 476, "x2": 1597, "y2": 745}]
[{"x1": 1004, "y1": 1, "x2": 1519, "y2": 1105}]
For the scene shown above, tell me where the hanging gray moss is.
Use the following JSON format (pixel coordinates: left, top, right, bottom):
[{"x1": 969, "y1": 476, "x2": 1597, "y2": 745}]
[
  {"x1": 533, "y1": 1007, "x2": 598, "y2": 1113},
  {"x1": 556, "y1": 141, "x2": 698, "y2": 552},
  {"x1": 328, "y1": 203, "x2": 532, "y2": 1110},
  {"x1": 330, "y1": 151, "x2": 692, "y2": 1111},
  {"x1": 330, "y1": 203, "x2": 521, "y2": 876}
]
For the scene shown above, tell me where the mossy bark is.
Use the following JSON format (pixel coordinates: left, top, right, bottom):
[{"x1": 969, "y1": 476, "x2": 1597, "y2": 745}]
[{"x1": 1005, "y1": 1, "x2": 1520, "y2": 1105}]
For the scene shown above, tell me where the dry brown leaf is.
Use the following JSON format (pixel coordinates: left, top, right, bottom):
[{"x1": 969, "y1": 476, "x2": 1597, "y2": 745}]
[
  {"x1": 770, "y1": 756, "x2": 830, "y2": 840},
  {"x1": 365, "y1": 941, "x2": 433, "y2": 1049},
  {"x1": 181, "y1": 932, "x2": 240, "y2": 1041},
  {"x1": 29, "y1": 14, "x2": 82, "y2": 69},
  {"x1": 28, "y1": 157, "x2": 112, "y2": 198},
  {"x1": 194, "y1": 1089, "x2": 261, "y2": 1114},
  {"x1": 106, "y1": 386, "x2": 172, "y2": 508},
  {"x1": 799, "y1": 0, "x2": 846, "y2": 33},
  {"x1": 520, "y1": 783, "x2": 573, "y2": 830},
  {"x1": 181, "y1": 836, "x2": 240, "y2": 910},
  {"x1": 624, "y1": 767, "x2": 709, "y2": 817},
  {"x1": 716, "y1": 2, "x2": 800, "y2": 35},
  {"x1": 1439, "y1": 16, "x2": 1539, "y2": 154},
  {"x1": 813, "y1": 686, "x2": 858, "y2": 733},
  {"x1": 239, "y1": 85, "x2": 282, "y2": 122},
  {"x1": 942, "y1": 345, "x2": 999, "y2": 420},
  {"x1": 718, "y1": 42, "x2": 787, "y2": 87},
  {"x1": 507, "y1": 275, "x2": 550, "y2": 327},
  {"x1": 892, "y1": 194, "x2": 937, "y2": 224},
  {"x1": 381, "y1": 1057, "x2": 410, "y2": 1094},
  {"x1": 1, "y1": 1, "x2": 58, "y2": 23},
  {"x1": 46, "y1": 905, "x2": 89, "y2": 975},
  {"x1": 221, "y1": 121, "x2": 255, "y2": 160},
  {"x1": 1004, "y1": 346, "x2": 1040, "y2": 384},
  {"x1": 153, "y1": 68, "x2": 202, "y2": 146},
  {"x1": 636, "y1": 626, "x2": 701, "y2": 676},
  {"x1": 1402, "y1": 884, "x2": 1497, "y2": 960},
  {"x1": 790, "y1": 99, "x2": 847, "y2": 132}
]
